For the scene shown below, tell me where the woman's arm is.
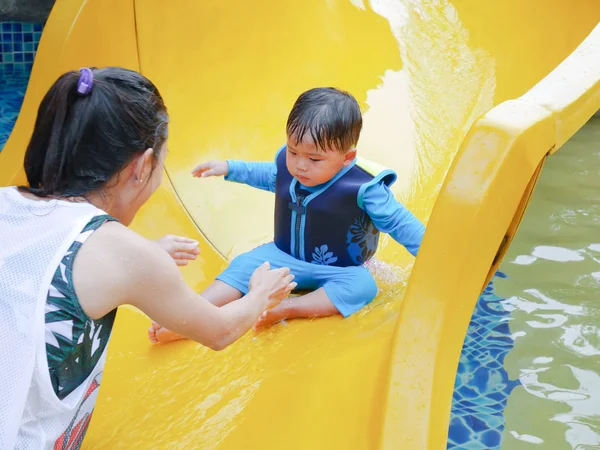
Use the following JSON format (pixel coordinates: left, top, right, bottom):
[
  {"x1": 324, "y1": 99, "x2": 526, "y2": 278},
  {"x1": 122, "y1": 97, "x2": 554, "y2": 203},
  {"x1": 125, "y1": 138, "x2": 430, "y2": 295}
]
[{"x1": 73, "y1": 222, "x2": 293, "y2": 350}]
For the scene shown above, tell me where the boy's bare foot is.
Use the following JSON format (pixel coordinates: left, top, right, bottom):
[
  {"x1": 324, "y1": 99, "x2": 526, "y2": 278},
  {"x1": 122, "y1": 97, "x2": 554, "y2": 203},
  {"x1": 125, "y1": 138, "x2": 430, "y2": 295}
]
[
  {"x1": 253, "y1": 305, "x2": 288, "y2": 330},
  {"x1": 148, "y1": 321, "x2": 187, "y2": 344}
]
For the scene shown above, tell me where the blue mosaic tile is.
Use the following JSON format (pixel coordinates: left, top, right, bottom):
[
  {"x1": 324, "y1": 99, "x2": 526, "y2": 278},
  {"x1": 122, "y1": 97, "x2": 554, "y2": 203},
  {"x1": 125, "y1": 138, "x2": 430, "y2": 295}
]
[
  {"x1": 447, "y1": 276, "x2": 520, "y2": 449},
  {"x1": 0, "y1": 20, "x2": 41, "y2": 150},
  {"x1": 0, "y1": 21, "x2": 43, "y2": 74}
]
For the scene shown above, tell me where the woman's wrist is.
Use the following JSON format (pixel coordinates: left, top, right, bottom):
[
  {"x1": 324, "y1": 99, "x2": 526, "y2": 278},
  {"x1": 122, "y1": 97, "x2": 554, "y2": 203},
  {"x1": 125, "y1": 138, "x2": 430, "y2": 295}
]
[{"x1": 246, "y1": 286, "x2": 270, "y2": 308}]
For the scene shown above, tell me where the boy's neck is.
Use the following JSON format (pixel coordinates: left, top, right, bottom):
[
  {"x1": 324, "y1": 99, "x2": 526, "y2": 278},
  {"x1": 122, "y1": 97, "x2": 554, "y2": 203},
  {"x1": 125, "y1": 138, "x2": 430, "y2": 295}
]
[
  {"x1": 296, "y1": 156, "x2": 358, "y2": 192},
  {"x1": 297, "y1": 181, "x2": 320, "y2": 192}
]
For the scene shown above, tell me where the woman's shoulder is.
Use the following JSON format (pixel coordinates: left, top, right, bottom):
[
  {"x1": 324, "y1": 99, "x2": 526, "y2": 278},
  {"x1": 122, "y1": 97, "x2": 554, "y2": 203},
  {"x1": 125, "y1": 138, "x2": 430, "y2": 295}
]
[
  {"x1": 73, "y1": 221, "x2": 174, "y2": 318},
  {"x1": 78, "y1": 220, "x2": 172, "y2": 274},
  {"x1": 86, "y1": 219, "x2": 147, "y2": 247}
]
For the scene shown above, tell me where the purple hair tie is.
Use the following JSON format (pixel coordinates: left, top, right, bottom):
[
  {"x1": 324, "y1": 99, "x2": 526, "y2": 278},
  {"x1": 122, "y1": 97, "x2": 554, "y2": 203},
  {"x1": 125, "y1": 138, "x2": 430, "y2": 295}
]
[{"x1": 77, "y1": 67, "x2": 94, "y2": 95}]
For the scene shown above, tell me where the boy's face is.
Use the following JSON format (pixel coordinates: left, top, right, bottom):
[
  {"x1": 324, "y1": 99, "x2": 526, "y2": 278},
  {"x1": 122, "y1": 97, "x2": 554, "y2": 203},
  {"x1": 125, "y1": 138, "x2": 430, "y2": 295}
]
[{"x1": 285, "y1": 134, "x2": 356, "y2": 187}]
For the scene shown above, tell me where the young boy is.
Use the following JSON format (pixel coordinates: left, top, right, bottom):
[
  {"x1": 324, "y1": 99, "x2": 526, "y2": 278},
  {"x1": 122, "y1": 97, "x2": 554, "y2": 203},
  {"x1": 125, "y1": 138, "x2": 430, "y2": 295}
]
[{"x1": 149, "y1": 87, "x2": 424, "y2": 343}]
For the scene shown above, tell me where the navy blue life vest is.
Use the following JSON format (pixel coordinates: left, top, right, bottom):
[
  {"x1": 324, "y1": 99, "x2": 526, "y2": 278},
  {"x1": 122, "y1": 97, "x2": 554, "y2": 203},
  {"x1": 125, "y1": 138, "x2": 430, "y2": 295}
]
[{"x1": 273, "y1": 146, "x2": 397, "y2": 267}]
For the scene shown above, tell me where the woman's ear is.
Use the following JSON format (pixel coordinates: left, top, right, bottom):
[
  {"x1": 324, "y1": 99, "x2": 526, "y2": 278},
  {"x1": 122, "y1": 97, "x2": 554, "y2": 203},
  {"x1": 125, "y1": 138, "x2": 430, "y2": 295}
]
[
  {"x1": 343, "y1": 148, "x2": 357, "y2": 166},
  {"x1": 131, "y1": 148, "x2": 154, "y2": 184}
]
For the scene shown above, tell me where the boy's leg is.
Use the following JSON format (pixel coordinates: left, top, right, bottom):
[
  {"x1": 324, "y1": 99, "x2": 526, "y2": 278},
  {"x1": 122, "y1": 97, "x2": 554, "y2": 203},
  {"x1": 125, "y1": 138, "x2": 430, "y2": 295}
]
[
  {"x1": 254, "y1": 287, "x2": 337, "y2": 329},
  {"x1": 255, "y1": 265, "x2": 378, "y2": 329},
  {"x1": 203, "y1": 280, "x2": 245, "y2": 306}
]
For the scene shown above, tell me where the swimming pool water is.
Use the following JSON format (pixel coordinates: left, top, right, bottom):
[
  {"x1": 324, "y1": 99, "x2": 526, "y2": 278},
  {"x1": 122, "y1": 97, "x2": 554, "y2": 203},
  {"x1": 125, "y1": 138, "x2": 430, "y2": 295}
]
[
  {"x1": 448, "y1": 274, "x2": 520, "y2": 449},
  {"x1": 498, "y1": 117, "x2": 600, "y2": 450},
  {"x1": 448, "y1": 118, "x2": 600, "y2": 449}
]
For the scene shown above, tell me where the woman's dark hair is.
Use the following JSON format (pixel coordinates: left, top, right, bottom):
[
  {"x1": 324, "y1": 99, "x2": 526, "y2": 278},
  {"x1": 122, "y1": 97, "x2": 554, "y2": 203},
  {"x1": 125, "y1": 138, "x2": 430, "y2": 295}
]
[
  {"x1": 21, "y1": 66, "x2": 169, "y2": 197},
  {"x1": 286, "y1": 87, "x2": 362, "y2": 152}
]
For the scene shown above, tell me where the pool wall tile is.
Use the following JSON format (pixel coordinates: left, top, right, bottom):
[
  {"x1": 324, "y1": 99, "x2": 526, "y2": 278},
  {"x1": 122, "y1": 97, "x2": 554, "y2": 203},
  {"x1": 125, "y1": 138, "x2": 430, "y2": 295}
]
[{"x1": 0, "y1": 20, "x2": 43, "y2": 75}]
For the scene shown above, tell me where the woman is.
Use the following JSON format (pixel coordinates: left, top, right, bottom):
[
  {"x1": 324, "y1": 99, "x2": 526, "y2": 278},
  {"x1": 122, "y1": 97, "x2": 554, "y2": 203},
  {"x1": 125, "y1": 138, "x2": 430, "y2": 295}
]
[{"x1": 0, "y1": 66, "x2": 295, "y2": 449}]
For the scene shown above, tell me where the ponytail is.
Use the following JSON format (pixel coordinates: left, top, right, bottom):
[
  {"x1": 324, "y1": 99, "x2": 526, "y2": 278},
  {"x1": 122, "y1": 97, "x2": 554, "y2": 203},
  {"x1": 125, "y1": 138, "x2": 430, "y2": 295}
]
[{"x1": 22, "y1": 66, "x2": 168, "y2": 198}]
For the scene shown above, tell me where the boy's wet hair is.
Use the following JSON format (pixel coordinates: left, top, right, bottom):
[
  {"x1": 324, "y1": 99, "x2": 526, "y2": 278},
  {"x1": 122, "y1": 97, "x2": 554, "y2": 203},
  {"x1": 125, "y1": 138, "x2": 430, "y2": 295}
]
[
  {"x1": 21, "y1": 66, "x2": 168, "y2": 198},
  {"x1": 286, "y1": 87, "x2": 362, "y2": 152}
]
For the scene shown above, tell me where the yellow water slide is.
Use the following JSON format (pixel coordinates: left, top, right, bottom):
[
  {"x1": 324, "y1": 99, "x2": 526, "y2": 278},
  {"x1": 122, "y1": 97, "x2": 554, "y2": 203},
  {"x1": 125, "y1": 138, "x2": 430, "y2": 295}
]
[{"x1": 1, "y1": 1, "x2": 599, "y2": 448}]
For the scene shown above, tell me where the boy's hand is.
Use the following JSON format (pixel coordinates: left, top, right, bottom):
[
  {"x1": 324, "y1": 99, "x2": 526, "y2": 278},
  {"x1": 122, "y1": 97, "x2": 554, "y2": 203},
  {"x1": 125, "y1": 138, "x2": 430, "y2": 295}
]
[
  {"x1": 192, "y1": 161, "x2": 229, "y2": 178},
  {"x1": 157, "y1": 234, "x2": 200, "y2": 266}
]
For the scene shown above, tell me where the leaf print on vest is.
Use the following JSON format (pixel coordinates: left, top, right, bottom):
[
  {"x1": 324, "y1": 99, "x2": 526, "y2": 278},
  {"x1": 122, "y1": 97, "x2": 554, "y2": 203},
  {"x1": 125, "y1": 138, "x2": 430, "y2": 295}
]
[
  {"x1": 346, "y1": 213, "x2": 379, "y2": 264},
  {"x1": 311, "y1": 245, "x2": 338, "y2": 265}
]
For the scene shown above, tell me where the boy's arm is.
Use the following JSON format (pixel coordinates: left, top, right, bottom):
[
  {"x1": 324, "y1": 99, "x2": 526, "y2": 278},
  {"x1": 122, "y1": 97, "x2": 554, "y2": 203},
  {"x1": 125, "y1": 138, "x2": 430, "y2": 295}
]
[
  {"x1": 224, "y1": 160, "x2": 278, "y2": 193},
  {"x1": 361, "y1": 182, "x2": 425, "y2": 256}
]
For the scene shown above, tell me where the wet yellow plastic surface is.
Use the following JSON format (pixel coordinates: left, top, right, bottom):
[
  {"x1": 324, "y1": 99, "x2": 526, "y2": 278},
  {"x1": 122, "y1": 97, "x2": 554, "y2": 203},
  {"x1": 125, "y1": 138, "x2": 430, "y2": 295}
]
[{"x1": 0, "y1": 1, "x2": 599, "y2": 448}]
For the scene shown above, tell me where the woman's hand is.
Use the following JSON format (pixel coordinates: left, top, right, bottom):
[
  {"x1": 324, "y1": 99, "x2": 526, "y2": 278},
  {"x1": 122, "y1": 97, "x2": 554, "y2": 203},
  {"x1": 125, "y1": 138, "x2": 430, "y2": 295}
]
[
  {"x1": 157, "y1": 234, "x2": 200, "y2": 266},
  {"x1": 249, "y1": 262, "x2": 297, "y2": 309}
]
